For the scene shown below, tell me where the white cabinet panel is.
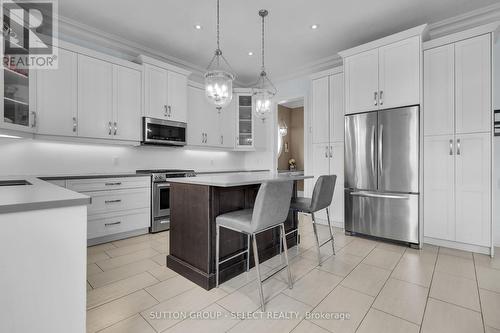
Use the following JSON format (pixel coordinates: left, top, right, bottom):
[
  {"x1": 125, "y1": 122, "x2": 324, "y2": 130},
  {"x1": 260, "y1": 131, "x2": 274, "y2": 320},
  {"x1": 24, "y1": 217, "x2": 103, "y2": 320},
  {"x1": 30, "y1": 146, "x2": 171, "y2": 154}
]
[
  {"x1": 329, "y1": 142, "x2": 344, "y2": 224},
  {"x1": 187, "y1": 85, "x2": 218, "y2": 147},
  {"x1": 113, "y1": 65, "x2": 141, "y2": 141},
  {"x1": 329, "y1": 73, "x2": 344, "y2": 142},
  {"x1": 77, "y1": 55, "x2": 113, "y2": 139},
  {"x1": 219, "y1": 107, "x2": 235, "y2": 148},
  {"x1": 455, "y1": 133, "x2": 491, "y2": 246},
  {"x1": 144, "y1": 64, "x2": 168, "y2": 120},
  {"x1": 424, "y1": 44, "x2": 455, "y2": 136},
  {"x1": 312, "y1": 76, "x2": 330, "y2": 143},
  {"x1": 423, "y1": 135, "x2": 455, "y2": 241},
  {"x1": 455, "y1": 34, "x2": 491, "y2": 134},
  {"x1": 36, "y1": 48, "x2": 78, "y2": 136},
  {"x1": 344, "y1": 48, "x2": 379, "y2": 114},
  {"x1": 167, "y1": 71, "x2": 187, "y2": 122},
  {"x1": 312, "y1": 143, "x2": 330, "y2": 220},
  {"x1": 379, "y1": 36, "x2": 420, "y2": 109}
]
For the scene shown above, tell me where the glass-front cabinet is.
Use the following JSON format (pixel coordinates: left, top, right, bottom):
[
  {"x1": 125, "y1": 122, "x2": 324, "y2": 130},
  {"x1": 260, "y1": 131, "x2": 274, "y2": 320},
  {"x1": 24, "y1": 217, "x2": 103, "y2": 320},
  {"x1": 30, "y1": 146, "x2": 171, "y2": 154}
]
[
  {"x1": 235, "y1": 94, "x2": 254, "y2": 149},
  {"x1": 1, "y1": 12, "x2": 36, "y2": 132}
]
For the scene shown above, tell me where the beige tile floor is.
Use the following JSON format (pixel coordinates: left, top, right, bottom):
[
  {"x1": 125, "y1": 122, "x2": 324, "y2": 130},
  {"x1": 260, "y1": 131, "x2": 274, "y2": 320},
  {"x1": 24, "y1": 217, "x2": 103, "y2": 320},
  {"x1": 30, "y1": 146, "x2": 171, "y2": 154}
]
[{"x1": 86, "y1": 214, "x2": 500, "y2": 333}]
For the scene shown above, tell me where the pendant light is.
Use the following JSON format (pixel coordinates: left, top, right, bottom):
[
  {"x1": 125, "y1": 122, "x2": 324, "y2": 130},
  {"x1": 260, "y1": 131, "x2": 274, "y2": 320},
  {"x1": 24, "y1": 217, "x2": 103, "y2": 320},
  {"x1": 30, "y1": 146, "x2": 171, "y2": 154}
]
[
  {"x1": 204, "y1": 0, "x2": 235, "y2": 112},
  {"x1": 252, "y1": 9, "x2": 277, "y2": 121}
]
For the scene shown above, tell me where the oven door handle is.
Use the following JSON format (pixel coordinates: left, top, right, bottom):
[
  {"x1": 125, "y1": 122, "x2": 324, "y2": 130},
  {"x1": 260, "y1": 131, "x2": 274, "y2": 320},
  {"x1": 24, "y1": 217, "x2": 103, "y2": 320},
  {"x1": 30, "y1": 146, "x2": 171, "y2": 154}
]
[{"x1": 155, "y1": 183, "x2": 171, "y2": 188}]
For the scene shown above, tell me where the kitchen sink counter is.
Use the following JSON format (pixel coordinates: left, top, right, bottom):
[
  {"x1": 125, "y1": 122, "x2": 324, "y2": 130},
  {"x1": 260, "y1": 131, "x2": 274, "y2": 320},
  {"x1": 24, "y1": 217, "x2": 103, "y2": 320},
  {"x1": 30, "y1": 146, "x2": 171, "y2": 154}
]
[
  {"x1": 166, "y1": 171, "x2": 312, "y2": 187},
  {"x1": 0, "y1": 177, "x2": 90, "y2": 214}
]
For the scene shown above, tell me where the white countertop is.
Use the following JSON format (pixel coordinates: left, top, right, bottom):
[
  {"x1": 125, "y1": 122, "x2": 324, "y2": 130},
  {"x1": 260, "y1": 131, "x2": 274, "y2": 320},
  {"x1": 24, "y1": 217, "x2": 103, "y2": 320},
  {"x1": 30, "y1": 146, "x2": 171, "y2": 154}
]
[
  {"x1": 0, "y1": 177, "x2": 91, "y2": 214},
  {"x1": 166, "y1": 171, "x2": 313, "y2": 187}
]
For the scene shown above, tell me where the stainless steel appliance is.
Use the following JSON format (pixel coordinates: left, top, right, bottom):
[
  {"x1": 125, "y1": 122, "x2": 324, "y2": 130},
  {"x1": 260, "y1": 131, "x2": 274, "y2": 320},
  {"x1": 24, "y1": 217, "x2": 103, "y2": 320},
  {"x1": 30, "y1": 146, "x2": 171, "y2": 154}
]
[
  {"x1": 141, "y1": 117, "x2": 187, "y2": 146},
  {"x1": 344, "y1": 105, "x2": 420, "y2": 245},
  {"x1": 136, "y1": 169, "x2": 196, "y2": 233}
]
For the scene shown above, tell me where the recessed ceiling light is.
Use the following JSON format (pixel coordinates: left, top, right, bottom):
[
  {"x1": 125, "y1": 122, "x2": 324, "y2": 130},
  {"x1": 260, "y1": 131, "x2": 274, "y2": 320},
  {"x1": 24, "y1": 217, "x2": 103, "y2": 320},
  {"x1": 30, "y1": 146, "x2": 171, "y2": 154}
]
[
  {"x1": 194, "y1": 24, "x2": 202, "y2": 30},
  {"x1": 311, "y1": 24, "x2": 319, "y2": 30},
  {"x1": 248, "y1": 51, "x2": 254, "y2": 56}
]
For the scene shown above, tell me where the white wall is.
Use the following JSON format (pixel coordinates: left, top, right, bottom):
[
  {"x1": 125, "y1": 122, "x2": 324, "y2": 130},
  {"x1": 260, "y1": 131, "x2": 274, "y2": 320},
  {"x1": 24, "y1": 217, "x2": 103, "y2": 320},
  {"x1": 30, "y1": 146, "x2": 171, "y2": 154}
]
[{"x1": 0, "y1": 138, "x2": 251, "y2": 176}]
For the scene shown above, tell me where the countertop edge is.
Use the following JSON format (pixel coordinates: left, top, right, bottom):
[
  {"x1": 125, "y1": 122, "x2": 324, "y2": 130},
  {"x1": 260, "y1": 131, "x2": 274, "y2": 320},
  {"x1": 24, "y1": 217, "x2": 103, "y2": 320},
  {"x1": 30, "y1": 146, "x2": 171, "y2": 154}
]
[{"x1": 0, "y1": 197, "x2": 91, "y2": 214}]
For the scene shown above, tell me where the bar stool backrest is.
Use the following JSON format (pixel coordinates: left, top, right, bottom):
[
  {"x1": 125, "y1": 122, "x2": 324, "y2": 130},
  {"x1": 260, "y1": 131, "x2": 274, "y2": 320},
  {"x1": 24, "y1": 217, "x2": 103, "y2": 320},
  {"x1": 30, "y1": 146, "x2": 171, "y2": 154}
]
[
  {"x1": 310, "y1": 175, "x2": 337, "y2": 212},
  {"x1": 251, "y1": 181, "x2": 294, "y2": 233}
]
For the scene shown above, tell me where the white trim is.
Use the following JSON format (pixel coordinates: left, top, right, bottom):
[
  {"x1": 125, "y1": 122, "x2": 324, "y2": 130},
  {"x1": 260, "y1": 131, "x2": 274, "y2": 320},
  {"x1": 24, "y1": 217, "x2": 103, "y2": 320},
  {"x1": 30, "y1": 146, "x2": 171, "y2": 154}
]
[
  {"x1": 339, "y1": 24, "x2": 429, "y2": 58},
  {"x1": 423, "y1": 21, "x2": 500, "y2": 50},
  {"x1": 424, "y1": 236, "x2": 491, "y2": 255},
  {"x1": 309, "y1": 66, "x2": 344, "y2": 80},
  {"x1": 33, "y1": 134, "x2": 141, "y2": 147},
  {"x1": 136, "y1": 55, "x2": 191, "y2": 76}
]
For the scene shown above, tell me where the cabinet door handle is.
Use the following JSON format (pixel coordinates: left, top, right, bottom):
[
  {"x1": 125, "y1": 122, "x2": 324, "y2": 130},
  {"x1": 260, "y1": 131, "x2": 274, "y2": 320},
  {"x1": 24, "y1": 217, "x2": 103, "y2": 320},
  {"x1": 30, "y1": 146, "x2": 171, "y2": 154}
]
[
  {"x1": 449, "y1": 139, "x2": 453, "y2": 155},
  {"x1": 167, "y1": 105, "x2": 172, "y2": 117},
  {"x1": 105, "y1": 221, "x2": 121, "y2": 227},
  {"x1": 31, "y1": 111, "x2": 37, "y2": 128},
  {"x1": 114, "y1": 122, "x2": 117, "y2": 135},
  {"x1": 457, "y1": 138, "x2": 461, "y2": 155},
  {"x1": 108, "y1": 121, "x2": 112, "y2": 135},
  {"x1": 105, "y1": 199, "x2": 122, "y2": 204},
  {"x1": 220, "y1": 135, "x2": 223, "y2": 145},
  {"x1": 164, "y1": 105, "x2": 168, "y2": 117},
  {"x1": 374, "y1": 92, "x2": 378, "y2": 106},
  {"x1": 379, "y1": 91, "x2": 384, "y2": 105},
  {"x1": 202, "y1": 133, "x2": 204, "y2": 143},
  {"x1": 329, "y1": 146, "x2": 333, "y2": 158},
  {"x1": 325, "y1": 146, "x2": 329, "y2": 158},
  {"x1": 72, "y1": 117, "x2": 77, "y2": 133},
  {"x1": 105, "y1": 182, "x2": 122, "y2": 186}
]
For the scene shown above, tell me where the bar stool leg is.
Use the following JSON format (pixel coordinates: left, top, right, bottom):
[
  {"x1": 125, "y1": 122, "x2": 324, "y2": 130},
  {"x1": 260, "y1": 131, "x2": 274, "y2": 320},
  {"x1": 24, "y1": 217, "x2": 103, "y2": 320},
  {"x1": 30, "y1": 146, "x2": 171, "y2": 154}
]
[
  {"x1": 326, "y1": 207, "x2": 336, "y2": 255},
  {"x1": 311, "y1": 212, "x2": 322, "y2": 266},
  {"x1": 215, "y1": 224, "x2": 220, "y2": 287},
  {"x1": 281, "y1": 223, "x2": 293, "y2": 289},
  {"x1": 246, "y1": 234, "x2": 251, "y2": 272},
  {"x1": 252, "y1": 234, "x2": 265, "y2": 312}
]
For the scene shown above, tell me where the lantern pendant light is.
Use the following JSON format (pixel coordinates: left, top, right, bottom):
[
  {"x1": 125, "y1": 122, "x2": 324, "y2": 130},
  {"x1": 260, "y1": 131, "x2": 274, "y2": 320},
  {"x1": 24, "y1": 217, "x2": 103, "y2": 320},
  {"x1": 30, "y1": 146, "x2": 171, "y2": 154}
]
[
  {"x1": 252, "y1": 9, "x2": 277, "y2": 121},
  {"x1": 205, "y1": 0, "x2": 235, "y2": 112}
]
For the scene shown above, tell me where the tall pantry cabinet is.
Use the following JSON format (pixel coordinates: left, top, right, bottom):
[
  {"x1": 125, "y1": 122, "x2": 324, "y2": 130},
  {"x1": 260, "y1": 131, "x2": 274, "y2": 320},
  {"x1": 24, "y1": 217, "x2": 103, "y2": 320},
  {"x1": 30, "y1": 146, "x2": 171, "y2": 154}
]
[
  {"x1": 423, "y1": 29, "x2": 494, "y2": 252},
  {"x1": 310, "y1": 69, "x2": 344, "y2": 226}
]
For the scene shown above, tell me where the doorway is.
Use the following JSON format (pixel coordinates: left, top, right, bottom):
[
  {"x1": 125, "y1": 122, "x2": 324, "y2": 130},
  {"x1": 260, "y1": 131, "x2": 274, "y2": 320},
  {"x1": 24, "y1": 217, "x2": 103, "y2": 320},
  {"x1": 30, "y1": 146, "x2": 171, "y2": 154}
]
[{"x1": 276, "y1": 98, "x2": 305, "y2": 195}]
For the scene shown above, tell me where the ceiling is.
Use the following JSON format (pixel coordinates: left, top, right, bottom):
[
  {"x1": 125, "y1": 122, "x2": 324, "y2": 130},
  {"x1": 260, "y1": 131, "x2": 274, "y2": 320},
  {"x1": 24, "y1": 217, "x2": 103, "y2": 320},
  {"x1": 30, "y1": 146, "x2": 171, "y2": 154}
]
[{"x1": 59, "y1": 0, "x2": 498, "y2": 85}]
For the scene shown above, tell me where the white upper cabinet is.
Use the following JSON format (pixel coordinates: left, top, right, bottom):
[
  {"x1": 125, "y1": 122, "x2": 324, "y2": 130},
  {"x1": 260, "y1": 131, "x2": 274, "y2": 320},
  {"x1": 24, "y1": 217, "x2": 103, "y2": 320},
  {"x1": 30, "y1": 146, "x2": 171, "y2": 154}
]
[
  {"x1": 77, "y1": 54, "x2": 113, "y2": 139},
  {"x1": 219, "y1": 106, "x2": 235, "y2": 149},
  {"x1": 36, "y1": 47, "x2": 78, "y2": 136},
  {"x1": 187, "y1": 85, "x2": 218, "y2": 147},
  {"x1": 312, "y1": 76, "x2": 330, "y2": 144},
  {"x1": 454, "y1": 34, "x2": 491, "y2": 134},
  {"x1": 340, "y1": 26, "x2": 426, "y2": 115},
  {"x1": 112, "y1": 65, "x2": 142, "y2": 141},
  {"x1": 378, "y1": 36, "x2": 420, "y2": 109},
  {"x1": 329, "y1": 73, "x2": 344, "y2": 142},
  {"x1": 423, "y1": 44, "x2": 455, "y2": 136},
  {"x1": 344, "y1": 49, "x2": 379, "y2": 114},
  {"x1": 167, "y1": 71, "x2": 188, "y2": 123},
  {"x1": 455, "y1": 132, "x2": 491, "y2": 246},
  {"x1": 144, "y1": 64, "x2": 168, "y2": 120},
  {"x1": 143, "y1": 61, "x2": 189, "y2": 123}
]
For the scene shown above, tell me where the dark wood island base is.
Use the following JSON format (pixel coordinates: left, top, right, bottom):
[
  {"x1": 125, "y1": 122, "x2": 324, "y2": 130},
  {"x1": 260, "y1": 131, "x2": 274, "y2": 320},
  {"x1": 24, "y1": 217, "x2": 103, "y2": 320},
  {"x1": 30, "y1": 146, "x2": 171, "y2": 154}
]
[{"x1": 166, "y1": 181, "x2": 299, "y2": 290}]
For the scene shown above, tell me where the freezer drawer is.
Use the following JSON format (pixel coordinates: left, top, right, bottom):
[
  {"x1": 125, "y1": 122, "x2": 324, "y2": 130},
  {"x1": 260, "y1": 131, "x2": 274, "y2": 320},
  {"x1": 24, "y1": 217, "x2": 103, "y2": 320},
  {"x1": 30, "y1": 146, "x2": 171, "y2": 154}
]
[{"x1": 345, "y1": 190, "x2": 419, "y2": 244}]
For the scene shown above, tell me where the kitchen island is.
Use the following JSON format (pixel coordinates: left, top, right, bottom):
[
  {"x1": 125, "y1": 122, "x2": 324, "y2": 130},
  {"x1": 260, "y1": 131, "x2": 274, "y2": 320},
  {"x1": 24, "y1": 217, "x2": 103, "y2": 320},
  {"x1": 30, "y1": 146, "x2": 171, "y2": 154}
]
[{"x1": 166, "y1": 172, "x2": 313, "y2": 290}]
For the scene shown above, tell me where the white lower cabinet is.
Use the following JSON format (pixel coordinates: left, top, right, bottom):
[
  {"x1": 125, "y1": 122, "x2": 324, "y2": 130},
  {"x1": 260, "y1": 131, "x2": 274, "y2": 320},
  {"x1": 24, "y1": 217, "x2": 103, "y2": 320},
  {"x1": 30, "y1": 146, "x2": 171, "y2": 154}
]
[
  {"x1": 424, "y1": 133, "x2": 491, "y2": 247},
  {"x1": 65, "y1": 176, "x2": 150, "y2": 244}
]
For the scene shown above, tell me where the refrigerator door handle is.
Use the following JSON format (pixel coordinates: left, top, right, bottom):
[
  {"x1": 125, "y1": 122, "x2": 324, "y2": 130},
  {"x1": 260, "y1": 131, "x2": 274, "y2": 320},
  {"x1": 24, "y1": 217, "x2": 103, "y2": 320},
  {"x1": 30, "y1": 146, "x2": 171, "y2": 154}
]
[
  {"x1": 371, "y1": 125, "x2": 376, "y2": 176},
  {"x1": 378, "y1": 124, "x2": 383, "y2": 174},
  {"x1": 351, "y1": 191, "x2": 409, "y2": 200}
]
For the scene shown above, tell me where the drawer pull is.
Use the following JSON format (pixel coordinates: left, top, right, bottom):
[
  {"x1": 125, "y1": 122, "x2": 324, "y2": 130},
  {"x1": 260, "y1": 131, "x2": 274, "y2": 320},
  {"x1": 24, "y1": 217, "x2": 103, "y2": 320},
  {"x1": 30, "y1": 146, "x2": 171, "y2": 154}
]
[
  {"x1": 105, "y1": 199, "x2": 122, "y2": 204},
  {"x1": 105, "y1": 182, "x2": 122, "y2": 186},
  {"x1": 105, "y1": 221, "x2": 121, "y2": 227}
]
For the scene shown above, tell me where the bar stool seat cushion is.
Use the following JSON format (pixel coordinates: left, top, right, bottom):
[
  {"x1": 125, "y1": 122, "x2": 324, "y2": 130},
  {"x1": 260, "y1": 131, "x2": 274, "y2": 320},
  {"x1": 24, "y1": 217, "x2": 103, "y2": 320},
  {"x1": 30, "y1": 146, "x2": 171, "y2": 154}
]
[
  {"x1": 216, "y1": 209, "x2": 254, "y2": 233},
  {"x1": 290, "y1": 197, "x2": 312, "y2": 213}
]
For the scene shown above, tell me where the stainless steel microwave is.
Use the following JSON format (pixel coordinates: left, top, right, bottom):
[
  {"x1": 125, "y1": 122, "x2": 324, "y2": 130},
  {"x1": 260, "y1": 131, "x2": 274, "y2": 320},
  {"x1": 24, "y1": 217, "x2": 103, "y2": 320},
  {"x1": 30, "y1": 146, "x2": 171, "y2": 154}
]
[{"x1": 141, "y1": 117, "x2": 187, "y2": 146}]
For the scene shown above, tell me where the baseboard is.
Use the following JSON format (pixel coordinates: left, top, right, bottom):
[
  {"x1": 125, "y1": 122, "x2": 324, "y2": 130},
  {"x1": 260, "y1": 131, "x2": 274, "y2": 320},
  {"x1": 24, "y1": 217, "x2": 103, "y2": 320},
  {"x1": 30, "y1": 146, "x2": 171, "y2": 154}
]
[
  {"x1": 424, "y1": 236, "x2": 491, "y2": 255},
  {"x1": 314, "y1": 217, "x2": 344, "y2": 229},
  {"x1": 87, "y1": 228, "x2": 149, "y2": 246}
]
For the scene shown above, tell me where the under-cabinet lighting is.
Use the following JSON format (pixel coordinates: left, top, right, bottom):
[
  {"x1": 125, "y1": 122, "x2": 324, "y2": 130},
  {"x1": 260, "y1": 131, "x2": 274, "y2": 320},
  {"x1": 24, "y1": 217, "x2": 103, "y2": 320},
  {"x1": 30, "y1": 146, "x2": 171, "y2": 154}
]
[{"x1": 0, "y1": 134, "x2": 21, "y2": 139}]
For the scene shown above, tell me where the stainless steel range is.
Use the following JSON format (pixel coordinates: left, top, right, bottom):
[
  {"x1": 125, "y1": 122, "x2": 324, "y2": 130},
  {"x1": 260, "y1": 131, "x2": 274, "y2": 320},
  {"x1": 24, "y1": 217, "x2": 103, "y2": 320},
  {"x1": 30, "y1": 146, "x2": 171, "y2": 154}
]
[{"x1": 136, "y1": 169, "x2": 196, "y2": 233}]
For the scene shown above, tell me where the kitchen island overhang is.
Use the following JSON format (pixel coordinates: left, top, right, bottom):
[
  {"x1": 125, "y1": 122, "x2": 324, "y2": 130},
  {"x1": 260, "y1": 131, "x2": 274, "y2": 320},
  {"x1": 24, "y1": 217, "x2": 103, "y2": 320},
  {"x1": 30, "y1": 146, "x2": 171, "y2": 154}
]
[{"x1": 165, "y1": 172, "x2": 313, "y2": 290}]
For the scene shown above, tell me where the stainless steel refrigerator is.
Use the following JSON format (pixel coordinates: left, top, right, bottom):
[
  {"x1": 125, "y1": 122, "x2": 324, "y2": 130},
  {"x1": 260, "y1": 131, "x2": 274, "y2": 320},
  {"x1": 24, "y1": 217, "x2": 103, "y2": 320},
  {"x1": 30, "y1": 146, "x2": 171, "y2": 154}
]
[{"x1": 344, "y1": 106, "x2": 419, "y2": 245}]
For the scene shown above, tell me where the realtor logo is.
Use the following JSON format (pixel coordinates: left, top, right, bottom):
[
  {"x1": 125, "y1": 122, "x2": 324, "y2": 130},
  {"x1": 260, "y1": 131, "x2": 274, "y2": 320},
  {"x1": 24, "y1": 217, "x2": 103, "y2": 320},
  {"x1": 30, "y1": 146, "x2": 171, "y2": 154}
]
[{"x1": 2, "y1": 0, "x2": 58, "y2": 69}]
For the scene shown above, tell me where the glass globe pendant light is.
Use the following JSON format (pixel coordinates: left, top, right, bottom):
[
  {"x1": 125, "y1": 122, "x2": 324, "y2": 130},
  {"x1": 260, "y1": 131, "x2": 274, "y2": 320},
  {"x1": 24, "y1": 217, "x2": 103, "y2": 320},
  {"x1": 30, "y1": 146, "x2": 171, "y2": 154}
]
[
  {"x1": 252, "y1": 9, "x2": 277, "y2": 121},
  {"x1": 205, "y1": 0, "x2": 235, "y2": 112}
]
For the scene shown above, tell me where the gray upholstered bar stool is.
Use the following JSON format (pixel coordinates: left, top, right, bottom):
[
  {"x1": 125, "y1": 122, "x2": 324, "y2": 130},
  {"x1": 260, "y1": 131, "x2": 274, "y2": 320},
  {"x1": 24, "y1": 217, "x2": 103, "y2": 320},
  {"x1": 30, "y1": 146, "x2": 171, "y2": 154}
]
[
  {"x1": 289, "y1": 175, "x2": 337, "y2": 266},
  {"x1": 215, "y1": 180, "x2": 294, "y2": 311}
]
